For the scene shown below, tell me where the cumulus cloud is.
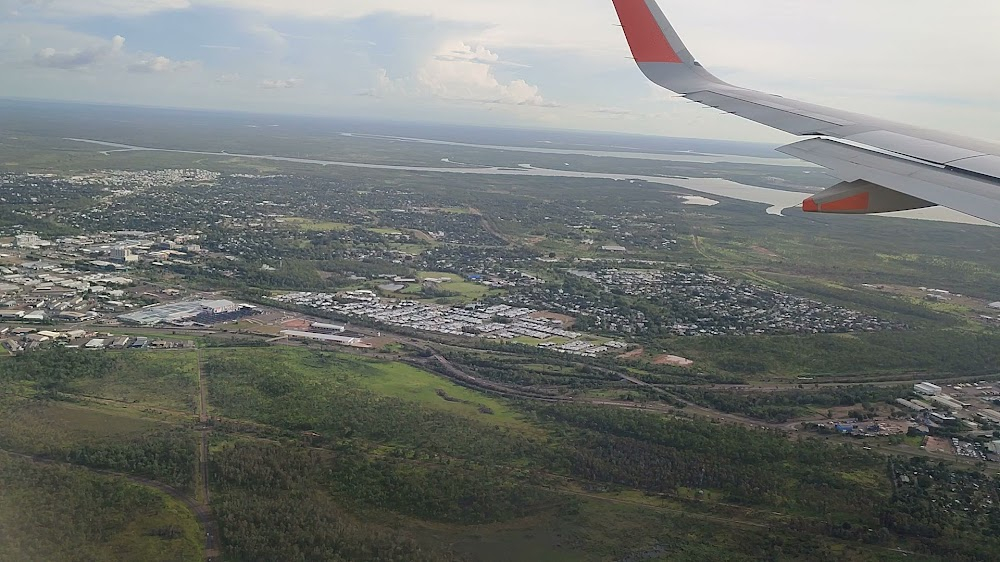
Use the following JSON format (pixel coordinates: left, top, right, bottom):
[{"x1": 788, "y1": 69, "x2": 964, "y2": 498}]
[
  {"x1": 127, "y1": 55, "x2": 197, "y2": 73},
  {"x1": 33, "y1": 34, "x2": 124, "y2": 69},
  {"x1": 260, "y1": 78, "x2": 304, "y2": 89},
  {"x1": 434, "y1": 45, "x2": 527, "y2": 68},
  {"x1": 373, "y1": 41, "x2": 548, "y2": 107}
]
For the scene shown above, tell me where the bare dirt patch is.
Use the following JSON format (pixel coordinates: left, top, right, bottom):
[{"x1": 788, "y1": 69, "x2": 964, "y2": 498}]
[
  {"x1": 925, "y1": 436, "x2": 954, "y2": 455},
  {"x1": 619, "y1": 347, "x2": 645, "y2": 360},
  {"x1": 653, "y1": 354, "x2": 694, "y2": 368},
  {"x1": 528, "y1": 311, "x2": 576, "y2": 327},
  {"x1": 280, "y1": 318, "x2": 312, "y2": 331},
  {"x1": 365, "y1": 336, "x2": 398, "y2": 349}
]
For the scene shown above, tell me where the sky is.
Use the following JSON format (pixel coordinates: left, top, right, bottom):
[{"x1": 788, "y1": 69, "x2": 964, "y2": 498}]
[{"x1": 2, "y1": 0, "x2": 1000, "y2": 143}]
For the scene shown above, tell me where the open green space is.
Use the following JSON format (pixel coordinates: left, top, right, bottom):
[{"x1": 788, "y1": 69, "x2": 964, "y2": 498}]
[
  {"x1": 0, "y1": 452, "x2": 202, "y2": 562},
  {"x1": 392, "y1": 271, "x2": 495, "y2": 302},
  {"x1": 281, "y1": 217, "x2": 351, "y2": 231},
  {"x1": 0, "y1": 400, "x2": 161, "y2": 456},
  {"x1": 658, "y1": 329, "x2": 1000, "y2": 382},
  {"x1": 350, "y1": 359, "x2": 530, "y2": 430},
  {"x1": 66, "y1": 350, "x2": 199, "y2": 413},
  {"x1": 0, "y1": 349, "x2": 198, "y2": 490},
  {"x1": 203, "y1": 348, "x2": 537, "y2": 441},
  {"x1": 0, "y1": 339, "x2": 993, "y2": 560}
]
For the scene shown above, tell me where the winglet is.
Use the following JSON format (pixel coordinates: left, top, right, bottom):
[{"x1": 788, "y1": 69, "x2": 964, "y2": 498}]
[
  {"x1": 611, "y1": 0, "x2": 694, "y2": 64},
  {"x1": 611, "y1": 0, "x2": 723, "y2": 94},
  {"x1": 612, "y1": 0, "x2": 684, "y2": 63}
]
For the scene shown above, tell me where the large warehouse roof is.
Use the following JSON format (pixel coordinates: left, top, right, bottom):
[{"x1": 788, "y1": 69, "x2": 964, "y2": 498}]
[{"x1": 119, "y1": 299, "x2": 238, "y2": 325}]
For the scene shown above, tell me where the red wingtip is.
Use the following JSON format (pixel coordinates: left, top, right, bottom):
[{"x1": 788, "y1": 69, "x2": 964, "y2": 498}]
[
  {"x1": 802, "y1": 198, "x2": 819, "y2": 212},
  {"x1": 612, "y1": 0, "x2": 682, "y2": 63}
]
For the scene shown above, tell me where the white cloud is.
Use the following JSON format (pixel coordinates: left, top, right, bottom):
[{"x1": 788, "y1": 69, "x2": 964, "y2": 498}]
[
  {"x1": 434, "y1": 44, "x2": 528, "y2": 68},
  {"x1": 373, "y1": 41, "x2": 547, "y2": 107},
  {"x1": 33, "y1": 34, "x2": 124, "y2": 69},
  {"x1": 201, "y1": 44, "x2": 241, "y2": 51},
  {"x1": 247, "y1": 23, "x2": 288, "y2": 49},
  {"x1": 260, "y1": 78, "x2": 304, "y2": 89},
  {"x1": 2, "y1": 0, "x2": 190, "y2": 17},
  {"x1": 128, "y1": 55, "x2": 197, "y2": 73}
]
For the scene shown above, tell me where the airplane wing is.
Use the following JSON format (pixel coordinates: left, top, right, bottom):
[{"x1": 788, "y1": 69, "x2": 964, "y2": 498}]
[{"x1": 611, "y1": 0, "x2": 1000, "y2": 225}]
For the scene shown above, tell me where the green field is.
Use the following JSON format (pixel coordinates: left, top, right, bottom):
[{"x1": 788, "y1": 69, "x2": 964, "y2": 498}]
[
  {"x1": 0, "y1": 400, "x2": 162, "y2": 456},
  {"x1": 281, "y1": 217, "x2": 351, "y2": 231},
  {"x1": 66, "y1": 351, "x2": 199, "y2": 413},
  {"x1": 0, "y1": 452, "x2": 202, "y2": 562},
  {"x1": 0, "y1": 341, "x2": 989, "y2": 560},
  {"x1": 392, "y1": 271, "x2": 495, "y2": 302},
  {"x1": 203, "y1": 347, "x2": 538, "y2": 441},
  {"x1": 350, "y1": 359, "x2": 531, "y2": 431}
]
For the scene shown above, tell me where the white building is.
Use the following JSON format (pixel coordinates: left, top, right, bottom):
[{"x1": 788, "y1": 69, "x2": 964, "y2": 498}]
[
  {"x1": 22, "y1": 311, "x2": 47, "y2": 322},
  {"x1": 914, "y1": 382, "x2": 942, "y2": 396},
  {"x1": 110, "y1": 246, "x2": 138, "y2": 264},
  {"x1": 311, "y1": 322, "x2": 346, "y2": 333},
  {"x1": 15, "y1": 234, "x2": 43, "y2": 248},
  {"x1": 281, "y1": 330, "x2": 363, "y2": 346}
]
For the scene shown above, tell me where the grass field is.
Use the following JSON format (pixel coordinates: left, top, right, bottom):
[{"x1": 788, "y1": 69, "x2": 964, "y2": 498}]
[
  {"x1": 0, "y1": 400, "x2": 163, "y2": 457},
  {"x1": 352, "y1": 359, "x2": 531, "y2": 430},
  {"x1": 67, "y1": 351, "x2": 199, "y2": 413},
  {"x1": 204, "y1": 347, "x2": 532, "y2": 432},
  {"x1": 401, "y1": 271, "x2": 496, "y2": 301},
  {"x1": 279, "y1": 217, "x2": 351, "y2": 231},
  {"x1": 415, "y1": 494, "x2": 908, "y2": 562}
]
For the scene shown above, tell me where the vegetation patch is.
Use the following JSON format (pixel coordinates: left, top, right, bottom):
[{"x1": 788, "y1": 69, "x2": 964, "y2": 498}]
[
  {"x1": 66, "y1": 350, "x2": 199, "y2": 413},
  {"x1": 0, "y1": 452, "x2": 201, "y2": 562}
]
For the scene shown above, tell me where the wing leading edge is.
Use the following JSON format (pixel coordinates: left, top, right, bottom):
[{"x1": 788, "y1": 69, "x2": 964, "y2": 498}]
[{"x1": 610, "y1": 0, "x2": 1000, "y2": 225}]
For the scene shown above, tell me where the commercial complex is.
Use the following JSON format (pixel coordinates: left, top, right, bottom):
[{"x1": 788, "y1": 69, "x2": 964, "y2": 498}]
[{"x1": 119, "y1": 299, "x2": 253, "y2": 326}]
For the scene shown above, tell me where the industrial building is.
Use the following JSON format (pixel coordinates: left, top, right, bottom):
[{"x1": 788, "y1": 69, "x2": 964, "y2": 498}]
[
  {"x1": 110, "y1": 246, "x2": 139, "y2": 264},
  {"x1": 914, "y1": 382, "x2": 942, "y2": 396},
  {"x1": 930, "y1": 412, "x2": 958, "y2": 424},
  {"x1": 928, "y1": 394, "x2": 965, "y2": 411},
  {"x1": 119, "y1": 299, "x2": 247, "y2": 326},
  {"x1": 896, "y1": 398, "x2": 929, "y2": 412},
  {"x1": 311, "y1": 322, "x2": 346, "y2": 333},
  {"x1": 280, "y1": 330, "x2": 364, "y2": 347},
  {"x1": 979, "y1": 409, "x2": 1000, "y2": 424}
]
